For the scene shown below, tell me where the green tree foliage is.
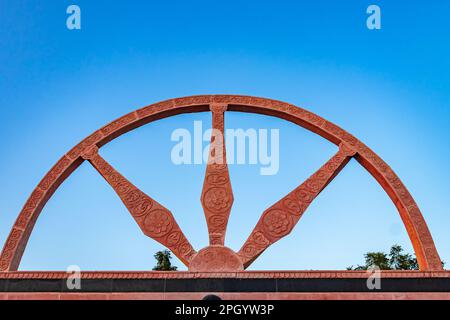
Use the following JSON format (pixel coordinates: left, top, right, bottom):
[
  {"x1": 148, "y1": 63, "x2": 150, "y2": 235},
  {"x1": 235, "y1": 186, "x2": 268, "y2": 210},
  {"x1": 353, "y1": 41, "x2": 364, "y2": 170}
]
[
  {"x1": 389, "y1": 244, "x2": 418, "y2": 270},
  {"x1": 365, "y1": 252, "x2": 392, "y2": 270},
  {"x1": 348, "y1": 244, "x2": 418, "y2": 270},
  {"x1": 153, "y1": 250, "x2": 177, "y2": 271}
]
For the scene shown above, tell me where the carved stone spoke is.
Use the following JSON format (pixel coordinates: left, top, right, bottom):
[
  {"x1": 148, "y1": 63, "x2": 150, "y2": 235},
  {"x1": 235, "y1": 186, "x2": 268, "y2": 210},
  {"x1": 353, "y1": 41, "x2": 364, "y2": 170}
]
[
  {"x1": 238, "y1": 143, "x2": 356, "y2": 268},
  {"x1": 81, "y1": 146, "x2": 196, "y2": 266},
  {"x1": 201, "y1": 103, "x2": 234, "y2": 246}
]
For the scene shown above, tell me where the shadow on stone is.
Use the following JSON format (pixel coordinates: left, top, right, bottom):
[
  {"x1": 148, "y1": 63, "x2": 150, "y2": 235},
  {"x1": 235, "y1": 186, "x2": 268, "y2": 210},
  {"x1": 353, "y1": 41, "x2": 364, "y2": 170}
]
[{"x1": 202, "y1": 294, "x2": 222, "y2": 300}]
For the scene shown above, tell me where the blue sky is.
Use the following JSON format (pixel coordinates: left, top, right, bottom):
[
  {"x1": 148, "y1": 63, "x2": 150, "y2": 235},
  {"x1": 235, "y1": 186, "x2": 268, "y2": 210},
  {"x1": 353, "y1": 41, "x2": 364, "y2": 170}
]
[{"x1": 0, "y1": 0, "x2": 449, "y2": 270}]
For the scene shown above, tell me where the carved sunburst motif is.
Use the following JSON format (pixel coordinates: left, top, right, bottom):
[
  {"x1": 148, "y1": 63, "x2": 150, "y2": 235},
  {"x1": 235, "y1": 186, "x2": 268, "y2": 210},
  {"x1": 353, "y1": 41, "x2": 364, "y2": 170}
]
[{"x1": 0, "y1": 95, "x2": 443, "y2": 272}]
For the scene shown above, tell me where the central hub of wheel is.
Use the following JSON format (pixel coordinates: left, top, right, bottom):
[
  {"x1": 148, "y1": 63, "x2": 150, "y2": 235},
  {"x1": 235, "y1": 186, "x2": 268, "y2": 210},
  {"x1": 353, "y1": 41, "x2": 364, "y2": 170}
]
[{"x1": 189, "y1": 246, "x2": 244, "y2": 272}]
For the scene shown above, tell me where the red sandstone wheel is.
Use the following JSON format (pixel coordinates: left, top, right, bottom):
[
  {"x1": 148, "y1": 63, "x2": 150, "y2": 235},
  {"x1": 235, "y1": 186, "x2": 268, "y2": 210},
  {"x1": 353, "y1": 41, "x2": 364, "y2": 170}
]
[{"x1": 0, "y1": 95, "x2": 443, "y2": 272}]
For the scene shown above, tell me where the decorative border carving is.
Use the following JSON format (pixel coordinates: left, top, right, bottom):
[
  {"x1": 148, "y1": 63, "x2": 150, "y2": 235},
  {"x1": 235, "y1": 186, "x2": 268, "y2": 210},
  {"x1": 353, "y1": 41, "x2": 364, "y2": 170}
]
[{"x1": 0, "y1": 270, "x2": 449, "y2": 280}]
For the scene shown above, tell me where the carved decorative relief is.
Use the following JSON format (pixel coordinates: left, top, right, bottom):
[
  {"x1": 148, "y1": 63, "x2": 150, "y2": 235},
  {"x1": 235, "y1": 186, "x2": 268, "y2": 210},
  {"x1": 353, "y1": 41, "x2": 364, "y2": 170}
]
[
  {"x1": 189, "y1": 246, "x2": 243, "y2": 272},
  {"x1": 0, "y1": 229, "x2": 23, "y2": 271},
  {"x1": 16, "y1": 189, "x2": 45, "y2": 229},
  {"x1": 67, "y1": 131, "x2": 103, "y2": 159},
  {"x1": 0, "y1": 95, "x2": 442, "y2": 272},
  {"x1": 81, "y1": 145, "x2": 195, "y2": 266},
  {"x1": 200, "y1": 103, "x2": 234, "y2": 246},
  {"x1": 100, "y1": 112, "x2": 137, "y2": 136},
  {"x1": 39, "y1": 156, "x2": 71, "y2": 191},
  {"x1": 238, "y1": 143, "x2": 355, "y2": 267}
]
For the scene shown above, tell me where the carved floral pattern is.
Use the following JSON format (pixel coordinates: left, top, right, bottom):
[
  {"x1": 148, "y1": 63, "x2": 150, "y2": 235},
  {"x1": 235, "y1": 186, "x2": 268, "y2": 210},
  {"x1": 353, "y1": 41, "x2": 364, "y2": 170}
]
[
  {"x1": 203, "y1": 188, "x2": 232, "y2": 213},
  {"x1": 263, "y1": 210, "x2": 292, "y2": 238},
  {"x1": 143, "y1": 210, "x2": 173, "y2": 237}
]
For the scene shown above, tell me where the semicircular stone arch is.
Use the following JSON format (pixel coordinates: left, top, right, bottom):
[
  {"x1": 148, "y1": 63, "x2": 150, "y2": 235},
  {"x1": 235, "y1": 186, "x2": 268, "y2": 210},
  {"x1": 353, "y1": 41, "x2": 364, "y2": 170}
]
[{"x1": 0, "y1": 95, "x2": 443, "y2": 271}]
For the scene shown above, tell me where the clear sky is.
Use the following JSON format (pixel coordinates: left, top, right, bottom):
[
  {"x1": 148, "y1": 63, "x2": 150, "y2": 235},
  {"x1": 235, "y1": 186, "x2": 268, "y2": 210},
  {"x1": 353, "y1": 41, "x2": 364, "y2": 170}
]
[{"x1": 0, "y1": 0, "x2": 449, "y2": 271}]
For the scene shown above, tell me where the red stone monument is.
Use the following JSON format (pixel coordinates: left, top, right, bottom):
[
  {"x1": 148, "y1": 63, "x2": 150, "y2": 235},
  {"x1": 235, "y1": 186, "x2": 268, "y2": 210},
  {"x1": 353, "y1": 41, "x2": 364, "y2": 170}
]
[{"x1": 0, "y1": 95, "x2": 448, "y2": 300}]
